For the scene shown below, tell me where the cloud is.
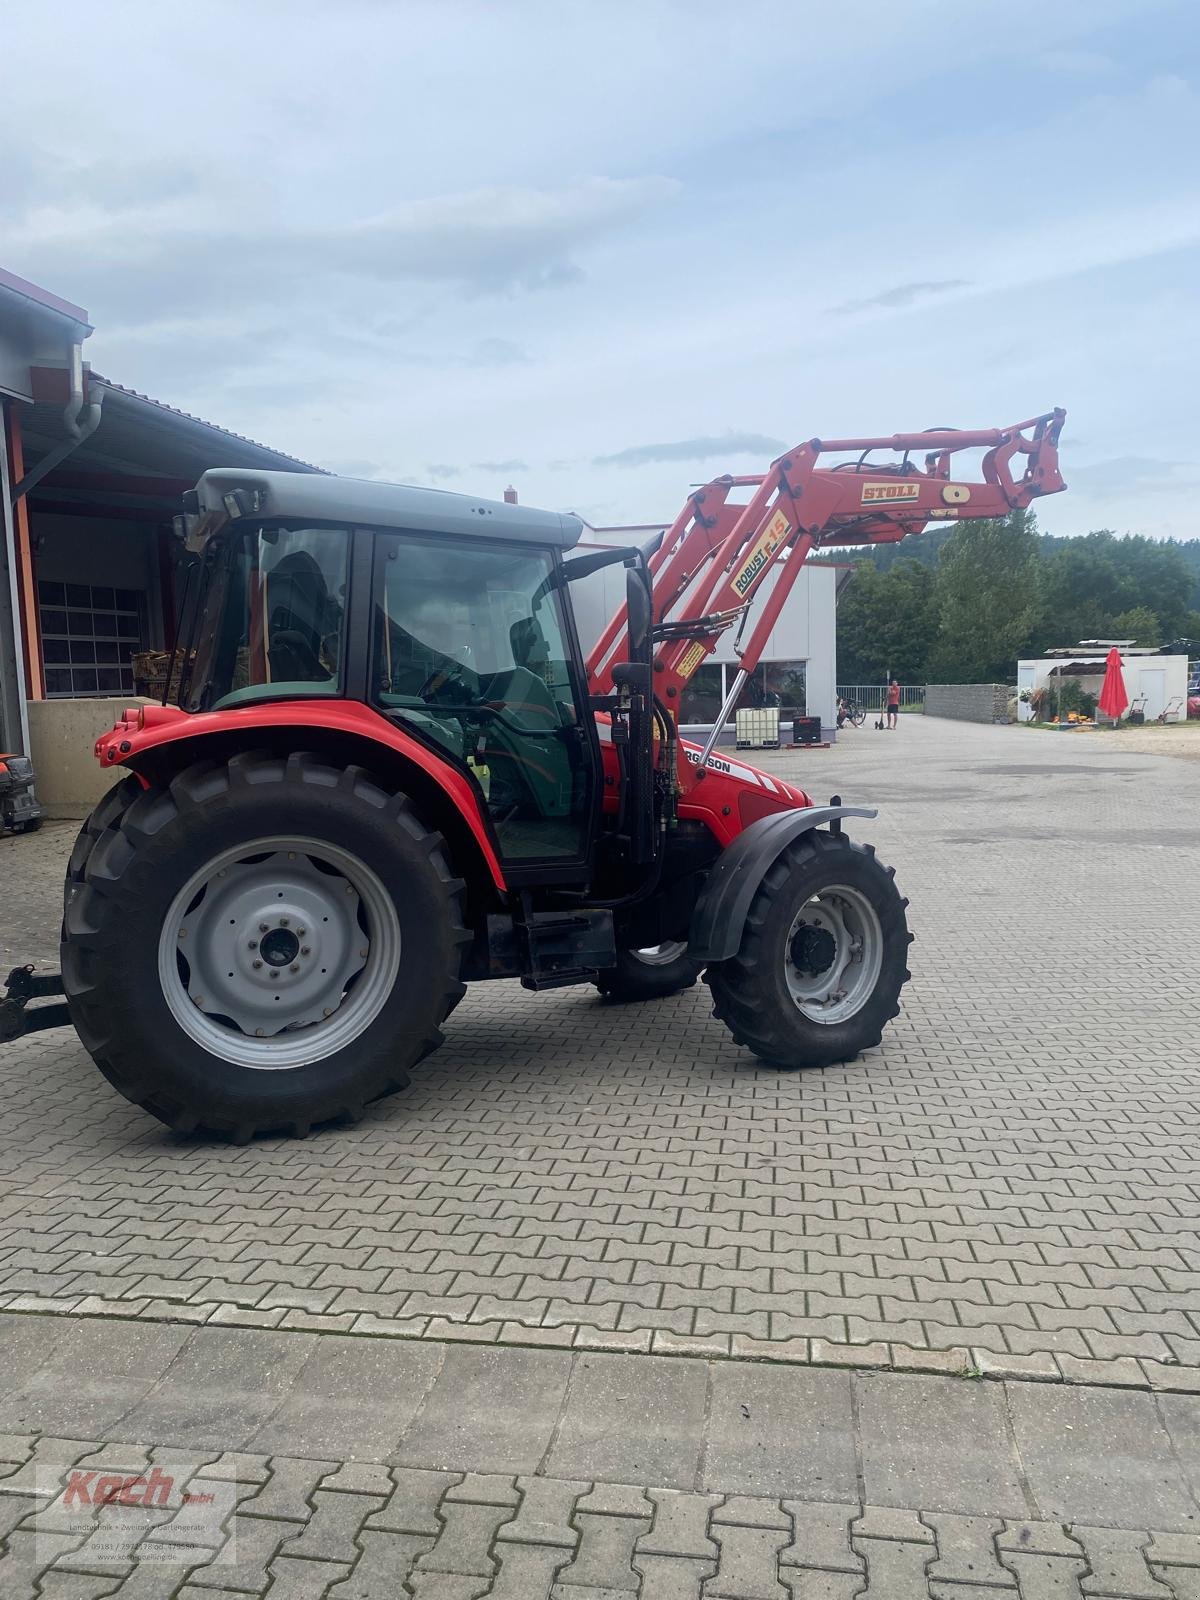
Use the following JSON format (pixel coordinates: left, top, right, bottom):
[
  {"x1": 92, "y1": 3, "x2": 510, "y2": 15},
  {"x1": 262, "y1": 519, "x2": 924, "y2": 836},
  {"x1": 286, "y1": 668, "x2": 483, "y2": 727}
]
[
  {"x1": 426, "y1": 463, "x2": 461, "y2": 480},
  {"x1": 829, "y1": 279, "x2": 970, "y2": 316},
  {"x1": 594, "y1": 431, "x2": 787, "y2": 468},
  {"x1": 7, "y1": 175, "x2": 680, "y2": 322},
  {"x1": 469, "y1": 337, "x2": 529, "y2": 367},
  {"x1": 1066, "y1": 456, "x2": 1200, "y2": 496},
  {"x1": 473, "y1": 458, "x2": 529, "y2": 473}
]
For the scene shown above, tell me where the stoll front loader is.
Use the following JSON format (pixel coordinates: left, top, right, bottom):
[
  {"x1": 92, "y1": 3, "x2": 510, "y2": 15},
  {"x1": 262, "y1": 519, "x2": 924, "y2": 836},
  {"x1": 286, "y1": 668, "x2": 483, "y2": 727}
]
[{"x1": 1, "y1": 411, "x2": 1065, "y2": 1139}]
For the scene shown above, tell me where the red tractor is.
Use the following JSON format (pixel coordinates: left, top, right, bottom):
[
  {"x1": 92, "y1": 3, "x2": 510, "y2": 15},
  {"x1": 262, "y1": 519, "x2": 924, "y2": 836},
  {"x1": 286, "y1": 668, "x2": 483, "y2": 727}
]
[{"x1": 3, "y1": 411, "x2": 1065, "y2": 1139}]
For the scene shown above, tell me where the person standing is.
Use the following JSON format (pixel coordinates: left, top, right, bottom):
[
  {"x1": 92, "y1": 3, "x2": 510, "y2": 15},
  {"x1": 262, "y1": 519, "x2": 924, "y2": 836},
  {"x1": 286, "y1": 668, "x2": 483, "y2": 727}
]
[{"x1": 886, "y1": 678, "x2": 901, "y2": 729}]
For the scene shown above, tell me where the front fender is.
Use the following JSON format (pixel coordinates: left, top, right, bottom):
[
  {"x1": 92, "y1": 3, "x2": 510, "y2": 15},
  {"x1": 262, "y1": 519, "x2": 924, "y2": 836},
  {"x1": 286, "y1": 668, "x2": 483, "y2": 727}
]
[{"x1": 687, "y1": 804, "x2": 877, "y2": 964}]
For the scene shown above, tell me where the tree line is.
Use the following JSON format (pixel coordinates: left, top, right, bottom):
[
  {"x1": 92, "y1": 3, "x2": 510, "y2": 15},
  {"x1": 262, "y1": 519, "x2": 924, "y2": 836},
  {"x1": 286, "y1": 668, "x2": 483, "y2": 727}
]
[{"x1": 820, "y1": 515, "x2": 1200, "y2": 685}]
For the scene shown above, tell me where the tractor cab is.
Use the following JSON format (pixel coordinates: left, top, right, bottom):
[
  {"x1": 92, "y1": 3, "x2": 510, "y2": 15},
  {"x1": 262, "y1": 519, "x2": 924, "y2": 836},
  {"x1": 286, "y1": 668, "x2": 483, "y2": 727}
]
[{"x1": 173, "y1": 472, "x2": 614, "y2": 880}]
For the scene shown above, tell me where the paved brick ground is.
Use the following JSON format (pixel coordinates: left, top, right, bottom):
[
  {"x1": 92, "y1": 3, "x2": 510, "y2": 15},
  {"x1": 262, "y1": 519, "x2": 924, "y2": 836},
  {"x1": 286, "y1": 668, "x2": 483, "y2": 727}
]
[
  {"x1": 2, "y1": 1312, "x2": 1199, "y2": 1597},
  {"x1": 2, "y1": 717, "x2": 1199, "y2": 1383}
]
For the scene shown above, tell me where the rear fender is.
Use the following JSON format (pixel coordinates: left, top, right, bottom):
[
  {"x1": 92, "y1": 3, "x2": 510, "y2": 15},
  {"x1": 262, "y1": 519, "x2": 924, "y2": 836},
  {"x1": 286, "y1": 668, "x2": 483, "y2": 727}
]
[
  {"x1": 96, "y1": 700, "x2": 507, "y2": 893},
  {"x1": 687, "y1": 805, "x2": 876, "y2": 963}
]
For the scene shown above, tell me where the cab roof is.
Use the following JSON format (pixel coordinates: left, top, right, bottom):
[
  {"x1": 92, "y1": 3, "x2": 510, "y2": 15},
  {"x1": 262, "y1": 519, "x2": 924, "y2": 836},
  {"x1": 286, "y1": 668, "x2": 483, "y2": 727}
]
[{"x1": 191, "y1": 469, "x2": 583, "y2": 549}]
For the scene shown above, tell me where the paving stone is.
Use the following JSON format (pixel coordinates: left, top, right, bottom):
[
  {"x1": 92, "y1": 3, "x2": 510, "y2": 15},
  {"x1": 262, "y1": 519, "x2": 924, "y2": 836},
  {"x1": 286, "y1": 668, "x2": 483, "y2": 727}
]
[
  {"x1": 408, "y1": 1577, "x2": 492, "y2": 1599},
  {"x1": 925, "y1": 1514, "x2": 1015, "y2": 1588},
  {"x1": 853, "y1": 1536, "x2": 936, "y2": 1599},
  {"x1": 489, "y1": 1540, "x2": 574, "y2": 1598},
  {"x1": 997, "y1": 1524, "x2": 1086, "y2": 1558},
  {"x1": 558, "y1": 1509, "x2": 653, "y2": 1591},
  {"x1": 545, "y1": 1354, "x2": 707, "y2": 1489},
  {"x1": 779, "y1": 1573, "x2": 862, "y2": 1600},
  {"x1": 184, "y1": 1511, "x2": 289, "y2": 1591},
  {"x1": 416, "y1": 1498, "x2": 512, "y2": 1577},
  {"x1": 442, "y1": 1472, "x2": 521, "y2": 1507},
  {"x1": 366, "y1": 1466, "x2": 460, "y2": 1535},
  {"x1": 113, "y1": 1328, "x2": 315, "y2": 1451},
  {"x1": 0, "y1": 1320, "x2": 191, "y2": 1438},
  {"x1": 397, "y1": 1345, "x2": 571, "y2": 1474},
  {"x1": 576, "y1": 1482, "x2": 654, "y2": 1518},
  {"x1": 634, "y1": 1553, "x2": 718, "y2": 1599},
  {"x1": 260, "y1": 1555, "x2": 353, "y2": 1598},
  {"x1": 238, "y1": 1456, "x2": 338, "y2": 1522},
  {"x1": 636, "y1": 1489, "x2": 722, "y2": 1560},
  {"x1": 856, "y1": 1372, "x2": 1027, "y2": 1516},
  {"x1": 0, "y1": 1434, "x2": 102, "y2": 1493},
  {"x1": 1007, "y1": 1383, "x2": 1198, "y2": 1531},
  {"x1": 327, "y1": 1531, "x2": 433, "y2": 1598},
  {"x1": 702, "y1": 1366, "x2": 855, "y2": 1499},
  {"x1": 703, "y1": 1522, "x2": 790, "y2": 1598},
  {"x1": 317, "y1": 1462, "x2": 394, "y2": 1496},
  {"x1": 779, "y1": 1503, "x2": 862, "y2": 1574},
  {"x1": 251, "y1": 1334, "x2": 442, "y2": 1460},
  {"x1": 275, "y1": 1487, "x2": 386, "y2": 1564},
  {"x1": 1074, "y1": 1527, "x2": 1173, "y2": 1598},
  {"x1": 497, "y1": 1474, "x2": 586, "y2": 1547},
  {"x1": 712, "y1": 1498, "x2": 791, "y2": 1531},
  {"x1": 995, "y1": 1552, "x2": 1090, "y2": 1599}
]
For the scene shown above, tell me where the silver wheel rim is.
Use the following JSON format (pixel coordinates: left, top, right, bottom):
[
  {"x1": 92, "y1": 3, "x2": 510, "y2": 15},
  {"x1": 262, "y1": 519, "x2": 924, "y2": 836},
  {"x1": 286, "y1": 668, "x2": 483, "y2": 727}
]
[
  {"x1": 629, "y1": 941, "x2": 688, "y2": 967},
  {"x1": 158, "y1": 835, "x2": 401, "y2": 1070},
  {"x1": 784, "y1": 883, "x2": 883, "y2": 1024}
]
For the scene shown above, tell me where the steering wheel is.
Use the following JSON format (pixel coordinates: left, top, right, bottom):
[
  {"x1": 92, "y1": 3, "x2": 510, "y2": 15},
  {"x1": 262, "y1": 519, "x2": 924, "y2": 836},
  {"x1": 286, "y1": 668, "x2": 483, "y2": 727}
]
[
  {"x1": 418, "y1": 659, "x2": 471, "y2": 700},
  {"x1": 269, "y1": 629, "x2": 323, "y2": 681}
]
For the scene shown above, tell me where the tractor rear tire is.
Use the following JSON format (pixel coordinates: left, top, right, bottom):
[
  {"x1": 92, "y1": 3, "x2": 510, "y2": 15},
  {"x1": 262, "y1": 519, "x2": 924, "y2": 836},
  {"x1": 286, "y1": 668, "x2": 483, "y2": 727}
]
[
  {"x1": 706, "y1": 830, "x2": 910, "y2": 1069},
  {"x1": 61, "y1": 751, "x2": 469, "y2": 1140},
  {"x1": 596, "y1": 942, "x2": 703, "y2": 1002}
]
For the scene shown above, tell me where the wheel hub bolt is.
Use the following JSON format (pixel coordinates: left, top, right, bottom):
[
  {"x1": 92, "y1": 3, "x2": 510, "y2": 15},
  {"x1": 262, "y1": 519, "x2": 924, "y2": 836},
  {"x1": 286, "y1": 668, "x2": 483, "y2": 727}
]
[
  {"x1": 301, "y1": 946, "x2": 311, "y2": 956},
  {"x1": 270, "y1": 970, "x2": 279, "y2": 980},
  {"x1": 290, "y1": 964, "x2": 299, "y2": 974},
  {"x1": 259, "y1": 922, "x2": 269, "y2": 932},
  {"x1": 280, "y1": 916, "x2": 290, "y2": 927},
  {"x1": 252, "y1": 960, "x2": 263, "y2": 970},
  {"x1": 296, "y1": 927, "x2": 306, "y2": 937},
  {"x1": 248, "y1": 939, "x2": 258, "y2": 950}
]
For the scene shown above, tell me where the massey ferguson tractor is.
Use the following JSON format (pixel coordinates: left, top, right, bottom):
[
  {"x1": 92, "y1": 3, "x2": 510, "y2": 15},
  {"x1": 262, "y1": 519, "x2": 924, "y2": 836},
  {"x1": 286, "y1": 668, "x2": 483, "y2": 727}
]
[{"x1": 2, "y1": 411, "x2": 1065, "y2": 1139}]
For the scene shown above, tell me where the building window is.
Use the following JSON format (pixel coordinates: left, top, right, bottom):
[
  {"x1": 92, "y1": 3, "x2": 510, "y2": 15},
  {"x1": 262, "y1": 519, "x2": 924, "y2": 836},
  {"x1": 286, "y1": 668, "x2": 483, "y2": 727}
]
[
  {"x1": 678, "y1": 659, "x2": 808, "y2": 725},
  {"x1": 679, "y1": 662, "x2": 724, "y2": 724},
  {"x1": 38, "y1": 581, "x2": 142, "y2": 698}
]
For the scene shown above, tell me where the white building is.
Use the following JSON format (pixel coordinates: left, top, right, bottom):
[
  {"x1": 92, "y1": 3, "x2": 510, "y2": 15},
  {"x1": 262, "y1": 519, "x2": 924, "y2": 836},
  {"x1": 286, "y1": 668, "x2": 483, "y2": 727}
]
[
  {"x1": 571, "y1": 522, "x2": 841, "y2": 737},
  {"x1": 1016, "y1": 643, "x2": 1189, "y2": 722}
]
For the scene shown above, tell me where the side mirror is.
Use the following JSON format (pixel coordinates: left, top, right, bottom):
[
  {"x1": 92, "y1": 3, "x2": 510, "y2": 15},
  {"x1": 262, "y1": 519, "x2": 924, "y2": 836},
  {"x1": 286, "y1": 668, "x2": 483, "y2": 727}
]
[{"x1": 626, "y1": 566, "x2": 653, "y2": 658}]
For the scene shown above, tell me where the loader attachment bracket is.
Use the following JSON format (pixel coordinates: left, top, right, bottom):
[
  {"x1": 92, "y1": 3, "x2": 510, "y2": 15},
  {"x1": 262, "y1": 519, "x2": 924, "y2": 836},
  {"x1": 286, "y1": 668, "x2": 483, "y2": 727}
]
[
  {"x1": 0, "y1": 965, "x2": 70, "y2": 1042},
  {"x1": 687, "y1": 805, "x2": 877, "y2": 964}
]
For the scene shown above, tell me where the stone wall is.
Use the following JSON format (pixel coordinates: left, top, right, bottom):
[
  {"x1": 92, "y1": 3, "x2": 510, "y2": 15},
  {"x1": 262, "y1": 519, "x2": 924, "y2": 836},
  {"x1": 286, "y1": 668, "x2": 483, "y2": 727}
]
[{"x1": 924, "y1": 683, "x2": 1011, "y2": 723}]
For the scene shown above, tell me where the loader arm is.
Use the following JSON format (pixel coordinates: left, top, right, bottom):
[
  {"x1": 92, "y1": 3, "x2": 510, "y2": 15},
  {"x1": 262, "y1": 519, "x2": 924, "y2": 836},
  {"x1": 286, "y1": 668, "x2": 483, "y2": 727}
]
[{"x1": 588, "y1": 408, "x2": 1065, "y2": 767}]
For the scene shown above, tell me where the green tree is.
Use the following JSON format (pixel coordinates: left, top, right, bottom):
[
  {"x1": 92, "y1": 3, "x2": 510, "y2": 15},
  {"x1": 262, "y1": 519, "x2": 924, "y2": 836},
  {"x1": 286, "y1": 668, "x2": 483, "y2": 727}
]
[
  {"x1": 836, "y1": 558, "x2": 938, "y2": 684},
  {"x1": 929, "y1": 510, "x2": 1041, "y2": 681},
  {"x1": 1107, "y1": 605, "x2": 1161, "y2": 647}
]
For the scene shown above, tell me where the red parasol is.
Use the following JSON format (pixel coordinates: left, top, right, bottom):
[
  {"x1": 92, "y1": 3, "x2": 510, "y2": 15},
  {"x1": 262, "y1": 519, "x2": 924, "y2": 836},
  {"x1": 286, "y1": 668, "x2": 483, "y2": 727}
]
[{"x1": 1097, "y1": 647, "x2": 1128, "y2": 723}]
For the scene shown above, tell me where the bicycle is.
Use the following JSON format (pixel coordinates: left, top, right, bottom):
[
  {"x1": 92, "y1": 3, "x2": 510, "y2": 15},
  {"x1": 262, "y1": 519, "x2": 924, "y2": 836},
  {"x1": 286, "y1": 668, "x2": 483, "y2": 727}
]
[{"x1": 836, "y1": 702, "x2": 867, "y2": 730}]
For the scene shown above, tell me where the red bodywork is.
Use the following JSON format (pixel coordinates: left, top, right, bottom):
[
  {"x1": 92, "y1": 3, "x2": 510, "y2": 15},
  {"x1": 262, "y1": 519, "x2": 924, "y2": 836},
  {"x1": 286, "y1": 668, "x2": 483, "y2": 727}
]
[{"x1": 93, "y1": 410, "x2": 1065, "y2": 886}]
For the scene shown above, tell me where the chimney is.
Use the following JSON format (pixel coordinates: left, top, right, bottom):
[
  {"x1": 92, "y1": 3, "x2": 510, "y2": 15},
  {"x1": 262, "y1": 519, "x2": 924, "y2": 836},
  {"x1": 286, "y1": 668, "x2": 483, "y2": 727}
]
[{"x1": 503, "y1": 485, "x2": 518, "y2": 505}]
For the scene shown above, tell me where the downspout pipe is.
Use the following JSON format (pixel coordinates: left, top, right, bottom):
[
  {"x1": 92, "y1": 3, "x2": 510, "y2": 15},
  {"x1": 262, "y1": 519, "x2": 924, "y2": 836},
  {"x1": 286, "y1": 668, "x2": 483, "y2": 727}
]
[{"x1": 10, "y1": 342, "x2": 105, "y2": 507}]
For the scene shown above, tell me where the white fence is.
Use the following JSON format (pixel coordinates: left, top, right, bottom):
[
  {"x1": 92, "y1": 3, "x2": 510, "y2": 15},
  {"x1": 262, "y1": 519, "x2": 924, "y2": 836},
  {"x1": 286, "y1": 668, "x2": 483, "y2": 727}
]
[{"x1": 836, "y1": 684, "x2": 925, "y2": 712}]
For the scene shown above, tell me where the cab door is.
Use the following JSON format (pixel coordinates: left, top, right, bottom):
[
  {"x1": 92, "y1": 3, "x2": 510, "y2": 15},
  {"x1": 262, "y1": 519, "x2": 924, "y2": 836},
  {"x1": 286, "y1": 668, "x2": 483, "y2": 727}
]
[{"x1": 371, "y1": 529, "x2": 599, "y2": 875}]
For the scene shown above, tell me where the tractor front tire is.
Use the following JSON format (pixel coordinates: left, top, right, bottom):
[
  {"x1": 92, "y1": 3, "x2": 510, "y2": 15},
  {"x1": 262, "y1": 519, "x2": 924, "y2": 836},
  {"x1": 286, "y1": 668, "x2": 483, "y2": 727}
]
[
  {"x1": 61, "y1": 751, "x2": 468, "y2": 1140},
  {"x1": 596, "y1": 942, "x2": 703, "y2": 1002},
  {"x1": 706, "y1": 830, "x2": 910, "y2": 1069}
]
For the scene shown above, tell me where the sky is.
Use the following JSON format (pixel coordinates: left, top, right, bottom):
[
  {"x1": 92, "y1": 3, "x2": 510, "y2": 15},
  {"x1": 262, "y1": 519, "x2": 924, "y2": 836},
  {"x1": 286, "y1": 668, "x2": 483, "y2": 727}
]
[{"x1": 2, "y1": 0, "x2": 1198, "y2": 540}]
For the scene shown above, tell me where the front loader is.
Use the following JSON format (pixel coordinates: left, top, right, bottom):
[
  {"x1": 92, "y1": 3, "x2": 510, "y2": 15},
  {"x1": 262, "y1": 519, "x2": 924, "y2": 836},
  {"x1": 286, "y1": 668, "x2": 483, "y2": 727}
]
[{"x1": 3, "y1": 410, "x2": 1065, "y2": 1139}]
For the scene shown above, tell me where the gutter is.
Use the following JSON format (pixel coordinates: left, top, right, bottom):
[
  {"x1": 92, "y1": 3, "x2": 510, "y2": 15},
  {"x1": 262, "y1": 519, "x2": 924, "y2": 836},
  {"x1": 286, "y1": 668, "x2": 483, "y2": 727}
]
[{"x1": 9, "y1": 338, "x2": 105, "y2": 507}]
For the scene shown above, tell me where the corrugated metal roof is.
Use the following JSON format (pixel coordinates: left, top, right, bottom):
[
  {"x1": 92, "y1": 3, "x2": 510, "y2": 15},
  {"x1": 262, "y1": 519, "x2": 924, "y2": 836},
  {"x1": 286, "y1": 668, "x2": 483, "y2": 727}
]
[{"x1": 90, "y1": 373, "x2": 328, "y2": 473}]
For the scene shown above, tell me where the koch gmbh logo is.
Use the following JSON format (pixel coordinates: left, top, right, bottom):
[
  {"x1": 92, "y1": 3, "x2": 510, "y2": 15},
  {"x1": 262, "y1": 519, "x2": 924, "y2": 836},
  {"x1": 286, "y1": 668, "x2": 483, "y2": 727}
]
[{"x1": 31, "y1": 1460, "x2": 238, "y2": 1565}]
